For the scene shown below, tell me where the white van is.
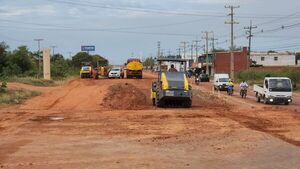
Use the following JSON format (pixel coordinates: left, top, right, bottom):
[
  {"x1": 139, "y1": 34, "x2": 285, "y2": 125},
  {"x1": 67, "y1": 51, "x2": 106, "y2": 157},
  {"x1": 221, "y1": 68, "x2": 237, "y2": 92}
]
[{"x1": 214, "y1": 74, "x2": 230, "y2": 91}]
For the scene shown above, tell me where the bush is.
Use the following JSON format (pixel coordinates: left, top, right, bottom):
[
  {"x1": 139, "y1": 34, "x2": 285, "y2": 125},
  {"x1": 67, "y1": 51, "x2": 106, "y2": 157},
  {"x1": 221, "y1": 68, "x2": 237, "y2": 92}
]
[
  {"x1": 0, "y1": 89, "x2": 40, "y2": 105},
  {"x1": 236, "y1": 68, "x2": 300, "y2": 89}
]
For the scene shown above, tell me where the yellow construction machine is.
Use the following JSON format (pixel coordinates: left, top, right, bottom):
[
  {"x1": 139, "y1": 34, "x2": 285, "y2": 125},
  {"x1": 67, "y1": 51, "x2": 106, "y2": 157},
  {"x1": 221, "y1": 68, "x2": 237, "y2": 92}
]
[{"x1": 151, "y1": 58, "x2": 192, "y2": 108}]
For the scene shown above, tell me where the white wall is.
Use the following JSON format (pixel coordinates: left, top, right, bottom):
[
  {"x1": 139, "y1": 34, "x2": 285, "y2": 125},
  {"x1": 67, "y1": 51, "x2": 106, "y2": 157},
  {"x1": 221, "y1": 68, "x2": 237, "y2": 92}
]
[{"x1": 251, "y1": 52, "x2": 296, "y2": 66}]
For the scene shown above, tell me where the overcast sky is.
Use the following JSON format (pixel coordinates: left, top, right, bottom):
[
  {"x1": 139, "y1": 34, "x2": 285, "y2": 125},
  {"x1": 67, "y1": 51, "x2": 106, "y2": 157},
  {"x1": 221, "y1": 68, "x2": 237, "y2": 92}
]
[{"x1": 1, "y1": 0, "x2": 300, "y2": 64}]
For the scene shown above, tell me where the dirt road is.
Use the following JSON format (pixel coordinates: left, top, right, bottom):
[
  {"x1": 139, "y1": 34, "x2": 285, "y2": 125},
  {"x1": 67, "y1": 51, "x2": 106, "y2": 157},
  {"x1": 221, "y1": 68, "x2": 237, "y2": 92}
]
[{"x1": 0, "y1": 73, "x2": 300, "y2": 169}]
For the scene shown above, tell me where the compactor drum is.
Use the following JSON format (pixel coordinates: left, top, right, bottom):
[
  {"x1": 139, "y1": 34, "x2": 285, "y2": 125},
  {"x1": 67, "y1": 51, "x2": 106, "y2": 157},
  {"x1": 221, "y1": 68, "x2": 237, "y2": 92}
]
[{"x1": 151, "y1": 58, "x2": 192, "y2": 108}]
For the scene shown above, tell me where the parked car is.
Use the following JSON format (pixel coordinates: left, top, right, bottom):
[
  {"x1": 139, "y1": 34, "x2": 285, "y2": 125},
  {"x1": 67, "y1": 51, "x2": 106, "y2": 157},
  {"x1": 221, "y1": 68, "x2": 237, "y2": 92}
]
[
  {"x1": 199, "y1": 73, "x2": 209, "y2": 82},
  {"x1": 108, "y1": 67, "x2": 122, "y2": 79}
]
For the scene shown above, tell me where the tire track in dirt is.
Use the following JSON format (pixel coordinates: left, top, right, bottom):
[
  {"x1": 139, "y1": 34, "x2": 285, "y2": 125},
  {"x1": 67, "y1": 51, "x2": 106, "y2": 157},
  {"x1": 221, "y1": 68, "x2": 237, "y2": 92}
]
[
  {"x1": 188, "y1": 79, "x2": 300, "y2": 147},
  {"x1": 46, "y1": 83, "x2": 80, "y2": 110},
  {"x1": 217, "y1": 110, "x2": 300, "y2": 147}
]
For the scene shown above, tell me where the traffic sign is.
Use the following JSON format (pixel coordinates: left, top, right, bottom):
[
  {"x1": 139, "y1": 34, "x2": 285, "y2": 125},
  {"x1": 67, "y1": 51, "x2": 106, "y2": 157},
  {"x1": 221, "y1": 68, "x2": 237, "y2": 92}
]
[{"x1": 81, "y1": 45, "x2": 95, "y2": 52}]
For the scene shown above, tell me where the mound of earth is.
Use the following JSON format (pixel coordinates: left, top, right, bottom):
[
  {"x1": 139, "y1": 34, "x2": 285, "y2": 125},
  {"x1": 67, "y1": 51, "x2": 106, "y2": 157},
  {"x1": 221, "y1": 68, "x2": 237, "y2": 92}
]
[
  {"x1": 192, "y1": 89, "x2": 229, "y2": 108},
  {"x1": 102, "y1": 83, "x2": 148, "y2": 110}
]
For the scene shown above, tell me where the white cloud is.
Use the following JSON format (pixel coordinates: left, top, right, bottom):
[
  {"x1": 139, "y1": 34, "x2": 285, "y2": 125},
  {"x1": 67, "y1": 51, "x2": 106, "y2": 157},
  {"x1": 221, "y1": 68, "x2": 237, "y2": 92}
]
[{"x1": 0, "y1": 5, "x2": 56, "y2": 17}]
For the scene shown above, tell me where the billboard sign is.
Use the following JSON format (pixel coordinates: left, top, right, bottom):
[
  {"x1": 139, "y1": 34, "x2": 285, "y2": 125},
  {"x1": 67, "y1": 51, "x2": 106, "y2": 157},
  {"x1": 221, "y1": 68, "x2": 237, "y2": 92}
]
[{"x1": 81, "y1": 45, "x2": 95, "y2": 52}]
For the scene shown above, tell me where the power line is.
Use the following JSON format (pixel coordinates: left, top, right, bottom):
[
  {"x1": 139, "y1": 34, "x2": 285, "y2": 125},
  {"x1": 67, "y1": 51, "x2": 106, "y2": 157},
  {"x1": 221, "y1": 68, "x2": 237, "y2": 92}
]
[
  {"x1": 253, "y1": 21, "x2": 300, "y2": 35},
  {"x1": 46, "y1": 0, "x2": 227, "y2": 17},
  {"x1": 0, "y1": 18, "x2": 206, "y2": 31},
  {"x1": 255, "y1": 11, "x2": 300, "y2": 26}
]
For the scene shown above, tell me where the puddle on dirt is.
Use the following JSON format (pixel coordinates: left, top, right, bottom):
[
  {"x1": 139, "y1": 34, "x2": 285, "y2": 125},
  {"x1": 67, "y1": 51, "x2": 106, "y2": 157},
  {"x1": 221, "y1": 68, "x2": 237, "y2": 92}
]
[{"x1": 30, "y1": 116, "x2": 65, "y2": 122}]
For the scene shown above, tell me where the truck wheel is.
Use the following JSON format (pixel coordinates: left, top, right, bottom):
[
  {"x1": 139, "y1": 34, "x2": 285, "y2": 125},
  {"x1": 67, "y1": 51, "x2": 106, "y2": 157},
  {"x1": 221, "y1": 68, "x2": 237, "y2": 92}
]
[
  {"x1": 263, "y1": 98, "x2": 268, "y2": 104},
  {"x1": 256, "y1": 96, "x2": 261, "y2": 102},
  {"x1": 156, "y1": 99, "x2": 164, "y2": 107},
  {"x1": 152, "y1": 98, "x2": 156, "y2": 106}
]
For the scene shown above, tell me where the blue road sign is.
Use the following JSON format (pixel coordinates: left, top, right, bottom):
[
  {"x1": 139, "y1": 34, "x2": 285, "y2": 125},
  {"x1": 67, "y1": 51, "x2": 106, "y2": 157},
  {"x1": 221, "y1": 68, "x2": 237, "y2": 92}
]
[{"x1": 81, "y1": 46, "x2": 95, "y2": 52}]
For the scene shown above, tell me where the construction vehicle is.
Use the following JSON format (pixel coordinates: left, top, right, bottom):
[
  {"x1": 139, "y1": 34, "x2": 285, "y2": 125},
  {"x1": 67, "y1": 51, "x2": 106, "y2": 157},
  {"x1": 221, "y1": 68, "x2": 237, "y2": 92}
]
[
  {"x1": 254, "y1": 77, "x2": 293, "y2": 105},
  {"x1": 92, "y1": 66, "x2": 110, "y2": 79},
  {"x1": 80, "y1": 62, "x2": 93, "y2": 78},
  {"x1": 124, "y1": 59, "x2": 143, "y2": 79},
  {"x1": 151, "y1": 58, "x2": 192, "y2": 108}
]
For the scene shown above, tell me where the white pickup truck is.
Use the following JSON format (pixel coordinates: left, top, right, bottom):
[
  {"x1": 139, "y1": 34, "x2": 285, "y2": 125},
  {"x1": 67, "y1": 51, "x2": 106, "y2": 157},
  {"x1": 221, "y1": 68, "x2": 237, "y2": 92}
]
[{"x1": 254, "y1": 77, "x2": 293, "y2": 105}]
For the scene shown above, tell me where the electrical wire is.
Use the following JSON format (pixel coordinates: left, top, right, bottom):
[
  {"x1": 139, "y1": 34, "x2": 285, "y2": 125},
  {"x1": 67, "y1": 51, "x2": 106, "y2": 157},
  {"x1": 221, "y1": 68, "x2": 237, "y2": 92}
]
[{"x1": 46, "y1": 0, "x2": 226, "y2": 17}]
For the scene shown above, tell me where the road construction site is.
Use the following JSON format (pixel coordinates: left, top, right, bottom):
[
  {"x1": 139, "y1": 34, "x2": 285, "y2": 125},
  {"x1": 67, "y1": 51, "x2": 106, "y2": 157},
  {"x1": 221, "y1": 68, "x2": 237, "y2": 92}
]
[{"x1": 1, "y1": 72, "x2": 300, "y2": 169}]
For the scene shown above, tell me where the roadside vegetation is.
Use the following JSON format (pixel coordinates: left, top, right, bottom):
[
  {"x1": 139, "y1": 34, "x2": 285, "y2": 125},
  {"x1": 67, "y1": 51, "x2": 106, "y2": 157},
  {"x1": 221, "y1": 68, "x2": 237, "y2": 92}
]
[
  {"x1": 236, "y1": 68, "x2": 300, "y2": 90},
  {"x1": 0, "y1": 82, "x2": 40, "y2": 105},
  {"x1": 6, "y1": 77, "x2": 57, "y2": 87},
  {"x1": 0, "y1": 41, "x2": 108, "y2": 86}
]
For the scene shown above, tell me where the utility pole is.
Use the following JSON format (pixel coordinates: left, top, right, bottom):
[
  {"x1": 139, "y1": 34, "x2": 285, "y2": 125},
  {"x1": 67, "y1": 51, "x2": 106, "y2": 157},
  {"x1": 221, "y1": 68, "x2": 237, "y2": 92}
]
[
  {"x1": 34, "y1": 38, "x2": 44, "y2": 78},
  {"x1": 244, "y1": 20, "x2": 257, "y2": 69},
  {"x1": 225, "y1": 5, "x2": 239, "y2": 80},
  {"x1": 157, "y1": 41, "x2": 161, "y2": 58},
  {"x1": 189, "y1": 43, "x2": 194, "y2": 62},
  {"x1": 160, "y1": 49, "x2": 164, "y2": 57},
  {"x1": 211, "y1": 33, "x2": 218, "y2": 76},
  {"x1": 193, "y1": 40, "x2": 201, "y2": 63},
  {"x1": 168, "y1": 49, "x2": 172, "y2": 56},
  {"x1": 50, "y1": 45, "x2": 56, "y2": 56},
  {"x1": 176, "y1": 48, "x2": 181, "y2": 58},
  {"x1": 181, "y1": 41, "x2": 188, "y2": 59},
  {"x1": 202, "y1": 31, "x2": 213, "y2": 75}
]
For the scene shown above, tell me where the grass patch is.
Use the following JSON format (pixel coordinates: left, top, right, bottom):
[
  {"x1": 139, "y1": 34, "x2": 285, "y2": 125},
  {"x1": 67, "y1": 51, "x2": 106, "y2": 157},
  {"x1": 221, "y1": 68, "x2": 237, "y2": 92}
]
[
  {"x1": 0, "y1": 89, "x2": 41, "y2": 105},
  {"x1": 5, "y1": 77, "x2": 57, "y2": 87},
  {"x1": 236, "y1": 68, "x2": 300, "y2": 90}
]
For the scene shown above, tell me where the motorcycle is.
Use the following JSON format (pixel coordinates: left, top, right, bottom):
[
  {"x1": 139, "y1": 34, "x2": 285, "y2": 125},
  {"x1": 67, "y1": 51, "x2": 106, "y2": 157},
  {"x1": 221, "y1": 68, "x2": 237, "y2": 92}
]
[
  {"x1": 195, "y1": 77, "x2": 200, "y2": 85},
  {"x1": 240, "y1": 87, "x2": 248, "y2": 98},
  {"x1": 227, "y1": 85, "x2": 234, "y2": 95}
]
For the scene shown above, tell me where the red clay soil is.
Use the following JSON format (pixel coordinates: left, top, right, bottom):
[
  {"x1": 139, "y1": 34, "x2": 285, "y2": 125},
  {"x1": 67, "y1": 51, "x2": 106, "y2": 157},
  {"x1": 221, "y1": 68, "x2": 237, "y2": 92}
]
[
  {"x1": 0, "y1": 72, "x2": 300, "y2": 168},
  {"x1": 101, "y1": 83, "x2": 149, "y2": 110}
]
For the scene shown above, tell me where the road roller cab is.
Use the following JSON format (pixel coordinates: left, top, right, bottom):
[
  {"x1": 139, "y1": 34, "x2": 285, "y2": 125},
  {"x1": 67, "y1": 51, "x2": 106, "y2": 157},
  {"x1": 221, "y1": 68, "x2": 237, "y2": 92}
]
[{"x1": 151, "y1": 58, "x2": 192, "y2": 108}]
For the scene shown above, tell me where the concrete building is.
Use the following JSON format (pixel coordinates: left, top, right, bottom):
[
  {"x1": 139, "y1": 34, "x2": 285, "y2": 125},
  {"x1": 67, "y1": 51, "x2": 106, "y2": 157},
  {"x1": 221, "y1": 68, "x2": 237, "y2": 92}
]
[
  {"x1": 251, "y1": 52, "x2": 296, "y2": 66},
  {"x1": 214, "y1": 47, "x2": 249, "y2": 74}
]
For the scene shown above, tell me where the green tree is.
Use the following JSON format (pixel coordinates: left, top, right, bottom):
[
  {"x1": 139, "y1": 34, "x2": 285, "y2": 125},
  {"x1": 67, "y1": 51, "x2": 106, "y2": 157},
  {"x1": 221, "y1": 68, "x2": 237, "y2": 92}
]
[
  {"x1": 0, "y1": 42, "x2": 9, "y2": 73},
  {"x1": 143, "y1": 57, "x2": 155, "y2": 69},
  {"x1": 51, "y1": 57, "x2": 69, "y2": 78},
  {"x1": 91, "y1": 54, "x2": 108, "y2": 67},
  {"x1": 72, "y1": 52, "x2": 108, "y2": 68},
  {"x1": 11, "y1": 46, "x2": 36, "y2": 72},
  {"x1": 296, "y1": 53, "x2": 300, "y2": 65},
  {"x1": 72, "y1": 52, "x2": 91, "y2": 68},
  {"x1": 51, "y1": 53, "x2": 64, "y2": 62}
]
